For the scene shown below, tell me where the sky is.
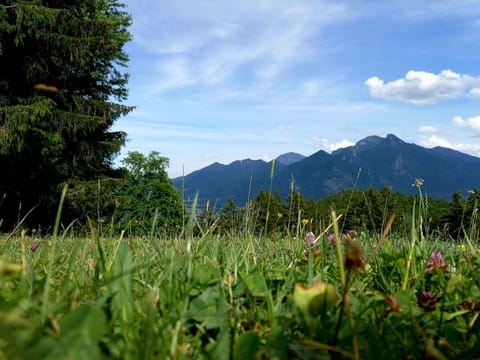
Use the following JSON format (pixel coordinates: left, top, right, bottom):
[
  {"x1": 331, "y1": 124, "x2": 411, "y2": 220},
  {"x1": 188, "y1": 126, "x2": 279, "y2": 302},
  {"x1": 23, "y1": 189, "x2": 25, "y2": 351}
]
[{"x1": 114, "y1": 0, "x2": 480, "y2": 178}]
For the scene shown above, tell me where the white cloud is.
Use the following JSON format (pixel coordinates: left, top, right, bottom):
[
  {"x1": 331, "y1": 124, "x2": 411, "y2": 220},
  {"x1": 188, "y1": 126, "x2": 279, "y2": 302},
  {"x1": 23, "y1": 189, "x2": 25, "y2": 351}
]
[
  {"x1": 470, "y1": 88, "x2": 480, "y2": 99},
  {"x1": 125, "y1": 1, "x2": 352, "y2": 99},
  {"x1": 313, "y1": 137, "x2": 354, "y2": 152},
  {"x1": 418, "y1": 125, "x2": 437, "y2": 133},
  {"x1": 453, "y1": 115, "x2": 480, "y2": 133},
  {"x1": 148, "y1": 58, "x2": 193, "y2": 91},
  {"x1": 420, "y1": 135, "x2": 453, "y2": 148},
  {"x1": 420, "y1": 135, "x2": 480, "y2": 156},
  {"x1": 365, "y1": 70, "x2": 480, "y2": 104},
  {"x1": 262, "y1": 153, "x2": 275, "y2": 162}
]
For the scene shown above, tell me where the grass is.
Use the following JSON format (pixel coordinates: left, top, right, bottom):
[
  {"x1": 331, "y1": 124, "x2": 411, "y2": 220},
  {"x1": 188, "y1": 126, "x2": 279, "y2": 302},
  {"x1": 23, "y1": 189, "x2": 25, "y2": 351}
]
[{"x1": 0, "y1": 196, "x2": 480, "y2": 359}]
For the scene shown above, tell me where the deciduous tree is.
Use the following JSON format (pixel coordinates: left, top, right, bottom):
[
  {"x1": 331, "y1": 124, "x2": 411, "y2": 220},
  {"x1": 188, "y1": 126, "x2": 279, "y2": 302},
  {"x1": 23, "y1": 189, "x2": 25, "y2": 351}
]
[{"x1": 115, "y1": 151, "x2": 183, "y2": 235}]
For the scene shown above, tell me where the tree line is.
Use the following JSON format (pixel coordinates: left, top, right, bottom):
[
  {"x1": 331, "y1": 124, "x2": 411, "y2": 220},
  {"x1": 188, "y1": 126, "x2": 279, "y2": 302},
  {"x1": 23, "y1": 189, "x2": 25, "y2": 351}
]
[{"x1": 199, "y1": 186, "x2": 479, "y2": 241}]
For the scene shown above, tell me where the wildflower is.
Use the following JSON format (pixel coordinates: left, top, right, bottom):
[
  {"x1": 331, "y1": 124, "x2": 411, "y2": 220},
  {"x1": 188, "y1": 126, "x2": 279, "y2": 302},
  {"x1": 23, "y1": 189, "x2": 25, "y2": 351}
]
[
  {"x1": 327, "y1": 233, "x2": 335, "y2": 243},
  {"x1": 301, "y1": 219, "x2": 310, "y2": 225},
  {"x1": 384, "y1": 295, "x2": 401, "y2": 313},
  {"x1": 412, "y1": 178, "x2": 424, "y2": 188},
  {"x1": 417, "y1": 291, "x2": 437, "y2": 312},
  {"x1": 30, "y1": 242, "x2": 38, "y2": 252},
  {"x1": 426, "y1": 250, "x2": 449, "y2": 272},
  {"x1": 277, "y1": 212, "x2": 283, "y2": 219},
  {"x1": 306, "y1": 232, "x2": 315, "y2": 246},
  {"x1": 457, "y1": 244, "x2": 467, "y2": 253}
]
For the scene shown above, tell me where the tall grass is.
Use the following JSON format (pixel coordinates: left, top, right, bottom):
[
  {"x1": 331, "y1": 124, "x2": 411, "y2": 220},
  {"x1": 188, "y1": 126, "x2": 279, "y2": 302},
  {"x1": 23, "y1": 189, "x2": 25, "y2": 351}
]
[{"x1": 0, "y1": 185, "x2": 479, "y2": 359}]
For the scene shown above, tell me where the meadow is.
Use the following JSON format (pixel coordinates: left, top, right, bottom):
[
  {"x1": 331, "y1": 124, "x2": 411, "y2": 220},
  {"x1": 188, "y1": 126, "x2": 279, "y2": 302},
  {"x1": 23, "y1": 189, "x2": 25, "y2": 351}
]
[{"x1": 1, "y1": 191, "x2": 479, "y2": 360}]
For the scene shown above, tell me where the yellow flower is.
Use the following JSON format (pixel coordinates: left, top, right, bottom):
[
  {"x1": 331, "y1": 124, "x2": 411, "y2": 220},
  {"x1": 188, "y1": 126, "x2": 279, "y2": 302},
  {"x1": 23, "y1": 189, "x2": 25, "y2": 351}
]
[
  {"x1": 277, "y1": 212, "x2": 283, "y2": 218},
  {"x1": 301, "y1": 219, "x2": 309, "y2": 225},
  {"x1": 457, "y1": 244, "x2": 467, "y2": 252}
]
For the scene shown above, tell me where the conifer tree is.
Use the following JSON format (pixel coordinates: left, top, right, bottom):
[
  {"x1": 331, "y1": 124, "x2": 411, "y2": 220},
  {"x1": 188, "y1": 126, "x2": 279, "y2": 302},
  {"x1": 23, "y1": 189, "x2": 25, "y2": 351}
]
[{"x1": 0, "y1": 0, "x2": 132, "y2": 228}]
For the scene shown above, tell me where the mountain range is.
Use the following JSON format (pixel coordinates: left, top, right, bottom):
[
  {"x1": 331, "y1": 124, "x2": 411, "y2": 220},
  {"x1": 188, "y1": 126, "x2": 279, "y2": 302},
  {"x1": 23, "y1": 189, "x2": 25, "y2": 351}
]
[{"x1": 173, "y1": 134, "x2": 480, "y2": 206}]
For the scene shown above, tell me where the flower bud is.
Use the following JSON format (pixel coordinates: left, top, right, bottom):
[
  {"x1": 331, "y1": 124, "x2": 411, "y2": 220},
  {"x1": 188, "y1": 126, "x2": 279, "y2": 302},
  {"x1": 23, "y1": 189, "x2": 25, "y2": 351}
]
[
  {"x1": 345, "y1": 239, "x2": 364, "y2": 270},
  {"x1": 294, "y1": 281, "x2": 339, "y2": 317}
]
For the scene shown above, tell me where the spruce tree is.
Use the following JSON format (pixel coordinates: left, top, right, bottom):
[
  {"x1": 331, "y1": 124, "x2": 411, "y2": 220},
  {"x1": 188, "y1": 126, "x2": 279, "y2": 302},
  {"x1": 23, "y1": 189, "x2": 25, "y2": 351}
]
[{"x1": 0, "y1": 0, "x2": 132, "y2": 229}]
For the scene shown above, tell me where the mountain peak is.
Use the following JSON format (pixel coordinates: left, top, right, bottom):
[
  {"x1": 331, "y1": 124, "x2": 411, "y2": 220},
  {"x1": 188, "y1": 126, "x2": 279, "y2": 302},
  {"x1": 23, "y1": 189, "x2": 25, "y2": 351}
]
[
  {"x1": 386, "y1": 133, "x2": 405, "y2": 144},
  {"x1": 276, "y1": 152, "x2": 306, "y2": 166},
  {"x1": 346, "y1": 134, "x2": 406, "y2": 154},
  {"x1": 356, "y1": 135, "x2": 383, "y2": 148}
]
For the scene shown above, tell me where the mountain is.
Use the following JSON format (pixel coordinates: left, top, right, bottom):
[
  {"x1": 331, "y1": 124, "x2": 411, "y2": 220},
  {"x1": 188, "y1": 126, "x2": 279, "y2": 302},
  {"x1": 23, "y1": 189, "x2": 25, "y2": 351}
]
[
  {"x1": 173, "y1": 134, "x2": 480, "y2": 206},
  {"x1": 275, "y1": 152, "x2": 306, "y2": 166}
]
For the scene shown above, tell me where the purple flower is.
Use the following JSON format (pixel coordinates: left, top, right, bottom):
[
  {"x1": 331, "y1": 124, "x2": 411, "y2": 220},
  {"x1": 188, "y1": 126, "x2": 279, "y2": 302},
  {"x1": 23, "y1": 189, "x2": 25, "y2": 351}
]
[
  {"x1": 30, "y1": 242, "x2": 38, "y2": 252},
  {"x1": 327, "y1": 233, "x2": 335, "y2": 243},
  {"x1": 307, "y1": 232, "x2": 315, "y2": 246},
  {"x1": 426, "y1": 250, "x2": 449, "y2": 272},
  {"x1": 417, "y1": 291, "x2": 437, "y2": 312}
]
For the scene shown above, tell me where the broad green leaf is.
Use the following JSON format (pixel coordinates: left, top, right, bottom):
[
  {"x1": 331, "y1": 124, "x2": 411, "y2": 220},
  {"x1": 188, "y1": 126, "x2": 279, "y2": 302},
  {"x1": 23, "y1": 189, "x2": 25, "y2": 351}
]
[
  {"x1": 32, "y1": 305, "x2": 107, "y2": 360},
  {"x1": 243, "y1": 272, "x2": 269, "y2": 298},
  {"x1": 446, "y1": 274, "x2": 466, "y2": 294},
  {"x1": 264, "y1": 326, "x2": 288, "y2": 360},
  {"x1": 192, "y1": 263, "x2": 220, "y2": 286},
  {"x1": 188, "y1": 287, "x2": 228, "y2": 329},
  {"x1": 234, "y1": 331, "x2": 260, "y2": 360}
]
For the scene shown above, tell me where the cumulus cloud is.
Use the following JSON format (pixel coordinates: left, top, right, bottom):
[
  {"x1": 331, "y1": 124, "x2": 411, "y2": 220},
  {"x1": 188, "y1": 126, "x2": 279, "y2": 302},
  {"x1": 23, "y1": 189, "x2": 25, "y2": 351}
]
[
  {"x1": 365, "y1": 70, "x2": 480, "y2": 104},
  {"x1": 419, "y1": 135, "x2": 453, "y2": 148},
  {"x1": 453, "y1": 115, "x2": 480, "y2": 133},
  {"x1": 419, "y1": 135, "x2": 480, "y2": 156},
  {"x1": 419, "y1": 125, "x2": 437, "y2": 133},
  {"x1": 313, "y1": 137, "x2": 354, "y2": 152}
]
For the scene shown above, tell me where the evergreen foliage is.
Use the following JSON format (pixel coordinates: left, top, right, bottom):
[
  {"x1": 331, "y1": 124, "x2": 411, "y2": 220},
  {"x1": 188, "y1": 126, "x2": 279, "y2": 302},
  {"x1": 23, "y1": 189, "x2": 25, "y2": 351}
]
[
  {"x1": 208, "y1": 187, "x2": 459, "y2": 239},
  {"x1": 0, "y1": 0, "x2": 132, "y2": 229}
]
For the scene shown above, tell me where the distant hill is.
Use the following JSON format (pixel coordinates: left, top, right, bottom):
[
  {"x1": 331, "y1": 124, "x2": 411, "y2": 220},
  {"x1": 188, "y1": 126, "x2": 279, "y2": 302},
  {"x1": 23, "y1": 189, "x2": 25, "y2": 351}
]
[{"x1": 173, "y1": 134, "x2": 480, "y2": 206}]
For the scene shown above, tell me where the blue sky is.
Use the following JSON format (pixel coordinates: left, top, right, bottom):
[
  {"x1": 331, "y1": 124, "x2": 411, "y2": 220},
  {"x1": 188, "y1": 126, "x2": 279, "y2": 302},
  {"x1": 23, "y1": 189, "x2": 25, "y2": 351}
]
[{"x1": 114, "y1": 1, "x2": 480, "y2": 177}]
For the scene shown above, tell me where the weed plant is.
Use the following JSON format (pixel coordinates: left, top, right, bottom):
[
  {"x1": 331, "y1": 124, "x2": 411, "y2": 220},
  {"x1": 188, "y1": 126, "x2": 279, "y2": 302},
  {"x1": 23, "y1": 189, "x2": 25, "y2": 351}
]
[{"x1": 0, "y1": 184, "x2": 479, "y2": 359}]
